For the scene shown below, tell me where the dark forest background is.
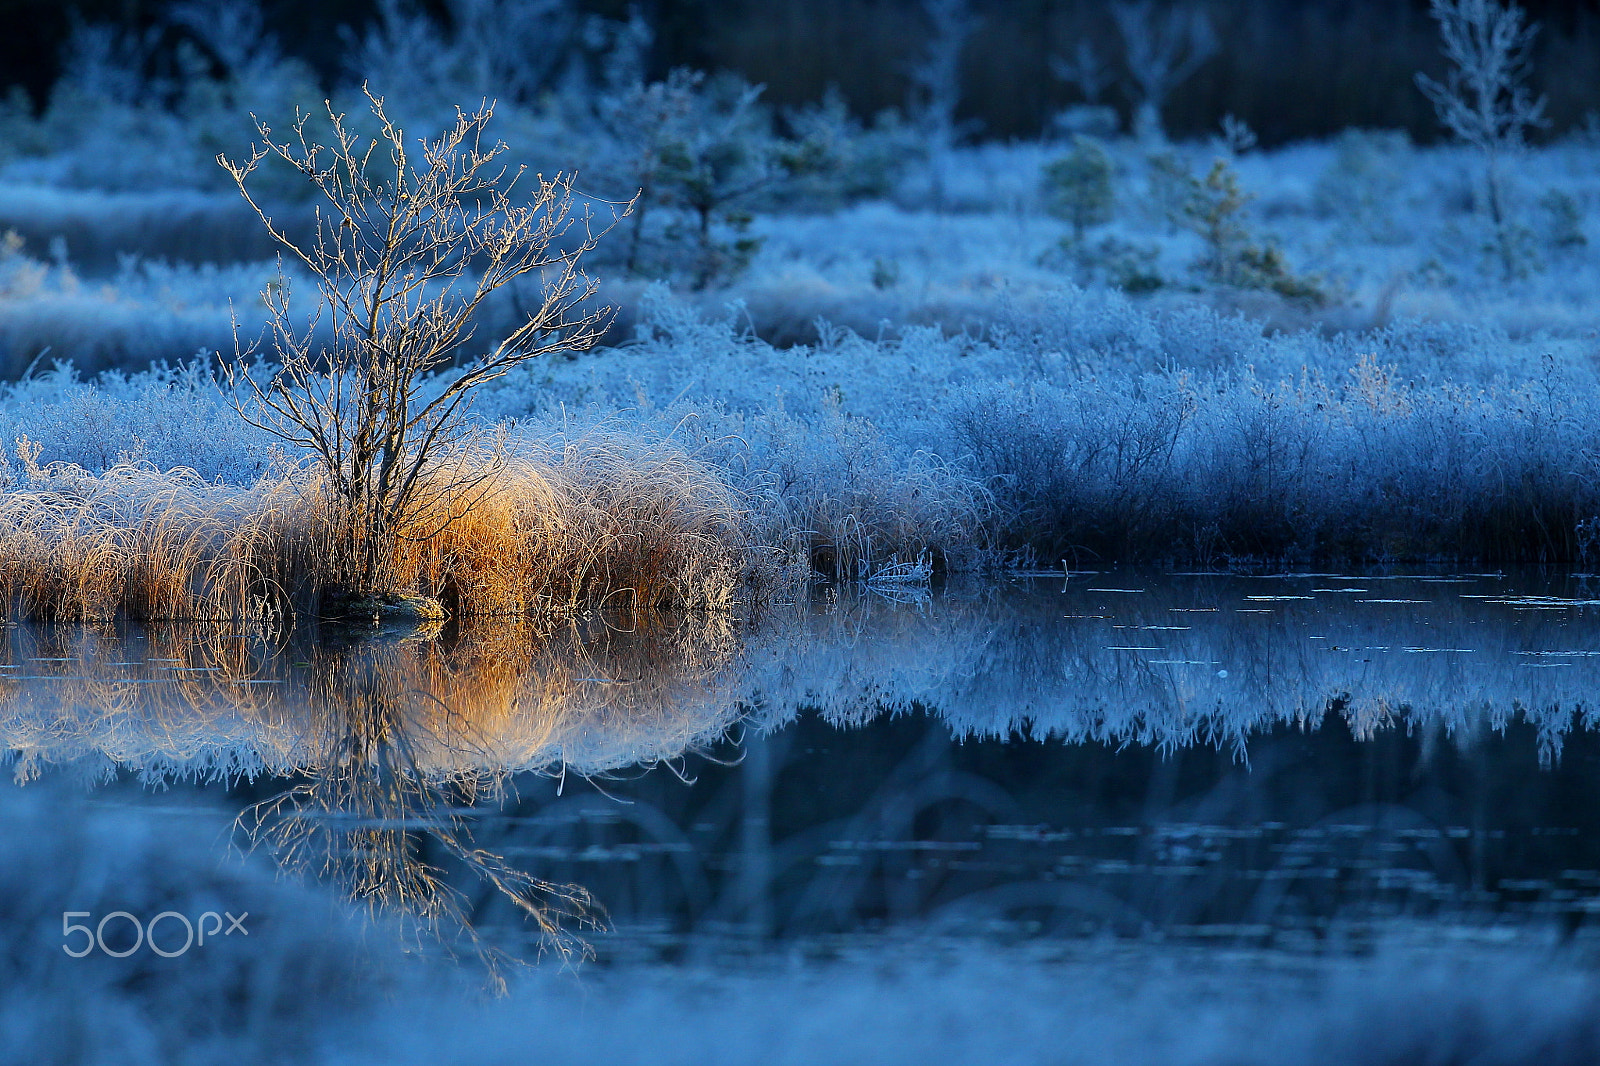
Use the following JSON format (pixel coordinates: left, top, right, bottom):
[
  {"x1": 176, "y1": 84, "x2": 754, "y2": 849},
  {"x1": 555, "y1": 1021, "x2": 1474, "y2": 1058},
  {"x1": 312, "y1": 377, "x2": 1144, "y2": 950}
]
[{"x1": 2, "y1": 0, "x2": 1597, "y2": 144}]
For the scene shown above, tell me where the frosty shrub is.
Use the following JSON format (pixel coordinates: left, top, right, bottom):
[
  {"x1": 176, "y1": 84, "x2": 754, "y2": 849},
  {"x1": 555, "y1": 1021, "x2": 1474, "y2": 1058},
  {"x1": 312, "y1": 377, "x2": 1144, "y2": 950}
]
[
  {"x1": 1416, "y1": 0, "x2": 1548, "y2": 277},
  {"x1": 781, "y1": 89, "x2": 923, "y2": 210},
  {"x1": 1052, "y1": 40, "x2": 1115, "y2": 108},
  {"x1": 591, "y1": 68, "x2": 830, "y2": 288},
  {"x1": 1038, "y1": 137, "x2": 1161, "y2": 292},
  {"x1": 1049, "y1": 42, "x2": 1121, "y2": 139},
  {"x1": 907, "y1": 0, "x2": 980, "y2": 210},
  {"x1": 1538, "y1": 189, "x2": 1587, "y2": 250},
  {"x1": 1178, "y1": 158, "x2": 1325, "y2": 303},
  {"x1": 1312, "y1": 129, "x2": 1412, "y2": 239},
  {"x1": 345, "y1": 0, "x2": 592, "y2": 128},
  {"x1": 0, "y1": 786, "x2": 390, "y2": 1065},
  {"x1": 221, "y1": 89, "x2": 618, "y2": 598}
]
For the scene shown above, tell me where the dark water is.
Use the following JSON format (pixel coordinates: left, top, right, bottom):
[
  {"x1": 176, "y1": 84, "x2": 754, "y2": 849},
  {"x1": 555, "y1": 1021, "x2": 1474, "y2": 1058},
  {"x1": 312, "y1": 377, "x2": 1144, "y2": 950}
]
[{"x1": 5, "y1": 569, "x2": 1600, "y2": 969}]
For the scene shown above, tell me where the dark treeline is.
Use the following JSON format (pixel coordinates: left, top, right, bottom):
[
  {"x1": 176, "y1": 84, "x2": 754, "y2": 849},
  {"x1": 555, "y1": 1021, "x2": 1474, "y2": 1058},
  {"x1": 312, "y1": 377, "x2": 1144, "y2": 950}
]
[{"x1": 2, "y1": 0, "x2": 1597, "y2": 143}]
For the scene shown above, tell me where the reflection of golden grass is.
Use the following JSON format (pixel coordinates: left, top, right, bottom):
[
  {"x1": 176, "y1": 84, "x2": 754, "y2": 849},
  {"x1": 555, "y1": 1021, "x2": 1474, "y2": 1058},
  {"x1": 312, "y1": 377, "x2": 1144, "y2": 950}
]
[
  {"x1": 0, "y1": 437, "x2": 776, "y2": 623},
  {"x1": 0, "y1": 614, "x2": 752, "y2": 982},
  {"x1": 0, "y1": 613, "x2": 748, "y2": 779}
]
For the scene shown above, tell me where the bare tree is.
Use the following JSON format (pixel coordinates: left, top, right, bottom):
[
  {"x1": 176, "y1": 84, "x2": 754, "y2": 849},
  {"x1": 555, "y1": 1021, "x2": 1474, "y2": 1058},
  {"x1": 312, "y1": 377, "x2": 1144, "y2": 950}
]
[
  {"x1": 167, "y1": 0, "x2": 281, "y2": 84},
  {"x1": 1112, "y1": 1, "x2": 1217, "y2": 142},
  {"x1": 1051, "y1": 40, "x2": 1114, "y2": 105},
  {"x1": 219, "y1": 89, "x2": 621, "y2": 595},
  {"x1": 1416, "y1": 0, "x2": 1548, "y2": 275},
  {"x1": 910, "y1": 0, "x2": 978, "y2": 209}
]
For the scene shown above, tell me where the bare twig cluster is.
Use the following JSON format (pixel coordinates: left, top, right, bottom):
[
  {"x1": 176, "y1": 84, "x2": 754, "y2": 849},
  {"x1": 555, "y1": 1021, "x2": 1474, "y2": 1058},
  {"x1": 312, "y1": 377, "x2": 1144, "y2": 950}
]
[{"x1": 1112, "y1": 1, "x2": 1217, "y2": 142}]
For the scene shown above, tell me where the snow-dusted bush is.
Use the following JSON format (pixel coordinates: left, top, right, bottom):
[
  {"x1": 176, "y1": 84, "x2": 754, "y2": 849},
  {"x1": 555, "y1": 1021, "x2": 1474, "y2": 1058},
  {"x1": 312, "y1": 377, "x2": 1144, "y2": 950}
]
[
  {"x1": 1040, "y1": 136, "x2": 1116, "y2": 241},
  {"x1": 1416, "y1": 0, "x2": 1548, "y2": 278},
  {"x1": 0, "y1": 362, "x2": 275, "y2": 481},
  {"x1": 0, "y1": 240, "x2": 292, "y2": 381}
]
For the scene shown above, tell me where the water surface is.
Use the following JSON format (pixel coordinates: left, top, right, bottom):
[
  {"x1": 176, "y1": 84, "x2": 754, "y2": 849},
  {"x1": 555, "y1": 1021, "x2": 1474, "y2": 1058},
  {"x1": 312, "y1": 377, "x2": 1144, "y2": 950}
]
[{"x1": 4, "y1": 569, "x2": 1600, "y2": 968}]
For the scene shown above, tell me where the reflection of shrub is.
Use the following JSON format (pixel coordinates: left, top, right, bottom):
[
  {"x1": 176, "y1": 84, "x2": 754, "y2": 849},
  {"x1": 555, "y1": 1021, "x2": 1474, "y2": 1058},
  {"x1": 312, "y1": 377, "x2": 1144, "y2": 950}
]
[{"x1": 0, "y1": 787, "x2": 383, "y2": 1063}]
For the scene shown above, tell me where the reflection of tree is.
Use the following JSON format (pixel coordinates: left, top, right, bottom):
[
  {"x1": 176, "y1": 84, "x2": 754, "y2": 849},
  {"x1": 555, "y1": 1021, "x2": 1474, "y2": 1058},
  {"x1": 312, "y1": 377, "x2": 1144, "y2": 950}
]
[
  {"x1": 237, "y1": 674, "x2": 601, "y2": 983},
  {"x1": 0, "y1": 612, "x2": 750, "y2": 986}
]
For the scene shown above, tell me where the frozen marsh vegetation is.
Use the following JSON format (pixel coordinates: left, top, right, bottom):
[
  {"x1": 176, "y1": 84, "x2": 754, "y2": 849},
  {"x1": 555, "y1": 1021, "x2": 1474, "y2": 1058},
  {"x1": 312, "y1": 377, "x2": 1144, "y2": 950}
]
[
  {"x1": 0, "y1": 2, "x2": 1593, "y2": 581},
  {"x1": 0, "y1": 0, "x2": 1598, "y2": 1061}
]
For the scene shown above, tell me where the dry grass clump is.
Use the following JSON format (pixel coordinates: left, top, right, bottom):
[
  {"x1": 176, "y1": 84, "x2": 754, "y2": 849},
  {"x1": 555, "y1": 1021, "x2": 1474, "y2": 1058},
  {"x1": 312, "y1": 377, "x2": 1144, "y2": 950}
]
[
  {"x1": 0, "y1": 433, "x2": 776, "y2": 623},
  {"x1": 395, "y1": 437, "x2": 766, "y2": 617},
  {"x1": 0, "y1": 446, "x2": 297, "y2": 623}
]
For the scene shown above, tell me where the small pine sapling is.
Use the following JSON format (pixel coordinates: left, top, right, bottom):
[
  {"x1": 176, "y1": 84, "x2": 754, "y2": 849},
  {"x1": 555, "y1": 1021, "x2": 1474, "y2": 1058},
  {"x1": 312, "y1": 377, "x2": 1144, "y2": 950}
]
[
  {"x1": 1538, "y1": 190, "x2": 1587, "y2": 250},
  {"x1": 1178, "y1": 158, "x2": 1324, "y2": 303},
  {"x1": 1036, "y1": 147, "x2": 1164, "y2": 293},
  {"x1": 782, "y1": 88, "x2": 922, "y2": 209},
  {"x1": 592, "y1": 67, "x2": 701, "y2": 277},
  {"x1": 651, "y1": 76, "x2": 792, "y2": 290},
  {"x1": 594, "y1": 69, "x2": 833, "y2": 288},
  {"x1": 1041, "y1": 136, "x2": 1115, "y2": 242}
]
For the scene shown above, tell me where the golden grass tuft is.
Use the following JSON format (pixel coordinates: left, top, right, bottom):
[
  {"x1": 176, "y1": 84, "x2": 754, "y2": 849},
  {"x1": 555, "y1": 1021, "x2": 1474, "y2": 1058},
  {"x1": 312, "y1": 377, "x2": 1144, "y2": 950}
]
[{"x1": 0, "y1": 434, "x2": 780, "y2": 623}]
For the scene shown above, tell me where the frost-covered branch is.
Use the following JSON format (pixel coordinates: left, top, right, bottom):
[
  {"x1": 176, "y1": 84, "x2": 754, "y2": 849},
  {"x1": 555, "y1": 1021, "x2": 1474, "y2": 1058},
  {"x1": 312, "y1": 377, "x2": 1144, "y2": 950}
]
[{"x1": 1051, "y1": 41, "x2": 1114, "y2": 105}]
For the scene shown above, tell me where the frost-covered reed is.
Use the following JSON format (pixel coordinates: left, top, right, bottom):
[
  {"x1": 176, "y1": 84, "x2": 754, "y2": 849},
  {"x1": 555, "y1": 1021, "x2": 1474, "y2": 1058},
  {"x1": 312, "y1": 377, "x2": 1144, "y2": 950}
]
[{"x1": 472, "y1": 290, "x2": 1600, "y2": 569}]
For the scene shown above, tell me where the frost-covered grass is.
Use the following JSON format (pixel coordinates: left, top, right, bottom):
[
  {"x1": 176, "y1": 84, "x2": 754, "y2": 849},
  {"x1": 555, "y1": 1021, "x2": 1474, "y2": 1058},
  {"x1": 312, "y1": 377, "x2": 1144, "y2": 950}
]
[
  {"x1": 1, "y1": 276, "x2": 1598, "y2": 574},
  {"x1": 5, "y1": 133, "x2": 1597, "y2": 345},
  {"x1": 473, "y1": 290, "x2": 1600, "y2": 568},
  {"x1": 1, "y1": 114, "x2": 1598, "y2": 573}
]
